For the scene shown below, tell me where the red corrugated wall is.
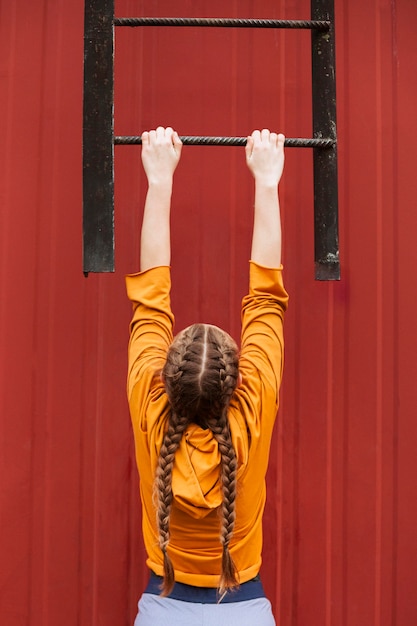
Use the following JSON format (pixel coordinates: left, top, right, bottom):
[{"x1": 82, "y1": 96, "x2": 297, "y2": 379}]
[{"x1": 1, "y1": 1, "x2": 416, "y2": 625}]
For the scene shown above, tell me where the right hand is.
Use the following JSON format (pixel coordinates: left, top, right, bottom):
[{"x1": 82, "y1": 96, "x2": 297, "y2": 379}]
[
  {"x1": 141, "y1": 126, "x2": 183, "y2": 185},
  {"x1": 245, "y1": 129, "x2": 285, "y2": 186}
]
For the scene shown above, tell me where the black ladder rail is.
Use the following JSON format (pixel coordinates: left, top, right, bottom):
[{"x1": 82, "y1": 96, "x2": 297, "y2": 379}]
[
  {"x1": 83, "y1": 0, "x2": 114, "y2": 274},
  {"x1": 311, "y1": 0, "x2": 339, "y2": 280},
  {"x1": 83, "y1": 0, "x2": 339, "y2": 279}
]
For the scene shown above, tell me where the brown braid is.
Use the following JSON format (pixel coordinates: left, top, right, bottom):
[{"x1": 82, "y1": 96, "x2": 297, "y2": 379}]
[
  {"x1": 156, "y1": 323, "x2": 240, "y2": 596},
  {"x1": 154, "y1": 412, "x2": 190, "y2": 596},
  {"x1": 206, "y1": 409, "x2": 239, "y2": 595}
]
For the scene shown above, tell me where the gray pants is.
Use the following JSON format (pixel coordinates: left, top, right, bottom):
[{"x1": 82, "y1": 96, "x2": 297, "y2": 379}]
[{"x1": 134, "y1": 593, "x2": 276, "y2": 626}]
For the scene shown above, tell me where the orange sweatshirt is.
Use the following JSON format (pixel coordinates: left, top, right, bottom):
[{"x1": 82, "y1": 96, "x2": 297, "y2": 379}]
[{"x1": 126, "y1": 262, "x2": 288, "y2": 588}]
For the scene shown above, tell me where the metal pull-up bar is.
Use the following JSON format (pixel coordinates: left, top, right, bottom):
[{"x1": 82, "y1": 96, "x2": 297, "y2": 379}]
[
  {"x1": 113, "y1": 17, "x2": 330, "y2": 30},
  {"x1": 114, "y1": 136, "x2": 335, "y2": 148},
  {"x1": 83, "y1": 0, "x2": 339, "y2": 279}
]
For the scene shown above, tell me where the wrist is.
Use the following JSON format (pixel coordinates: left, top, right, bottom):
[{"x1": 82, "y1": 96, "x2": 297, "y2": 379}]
[
  {"x1": 254, "y1": 178, "x2": 280, "y2": 192},
  {"x1": 254, "y1": 170, "x2": 281, "y2": 187},
  {"x1": 147, "y1": 177, "x2": 174, "y2": 190}
]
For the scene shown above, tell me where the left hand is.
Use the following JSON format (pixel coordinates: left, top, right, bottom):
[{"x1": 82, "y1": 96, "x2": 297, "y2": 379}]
[{"x1": 141, "y1": 126, "x2": 183, "y2": 185}]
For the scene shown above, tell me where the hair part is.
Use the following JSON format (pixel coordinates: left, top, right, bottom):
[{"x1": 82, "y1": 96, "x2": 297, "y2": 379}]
[{"x1": 155, "y1": 323, "x2": 240, "y2": 596}]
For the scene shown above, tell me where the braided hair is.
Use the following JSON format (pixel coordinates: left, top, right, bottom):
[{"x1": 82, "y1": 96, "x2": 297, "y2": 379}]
[{"x1": 155, "y1": 323, "x2": 240, "y2": 596}]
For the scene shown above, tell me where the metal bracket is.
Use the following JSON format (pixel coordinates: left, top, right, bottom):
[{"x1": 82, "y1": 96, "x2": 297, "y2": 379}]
[{"x1": 83, "y1": 0, "x2": 339, "y2": 279}]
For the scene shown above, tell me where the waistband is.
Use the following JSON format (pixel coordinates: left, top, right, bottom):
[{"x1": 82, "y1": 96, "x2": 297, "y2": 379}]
[{"x1": 144, "y1": 571, "x2": 266, "y2": 604}]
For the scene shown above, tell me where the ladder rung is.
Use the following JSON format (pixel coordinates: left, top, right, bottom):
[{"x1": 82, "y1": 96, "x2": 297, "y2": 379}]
[
  {"x1": 114, "y1": 17, "x2": 330, "y2": 31},
  {"x1": 114, "y1": 135, "x2": 335, "y2": 148}
]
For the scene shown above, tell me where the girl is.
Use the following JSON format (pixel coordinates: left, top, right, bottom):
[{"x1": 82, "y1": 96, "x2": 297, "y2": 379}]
[{"x1": 126, "y1": 127, "x2": 288, "y2": 625}]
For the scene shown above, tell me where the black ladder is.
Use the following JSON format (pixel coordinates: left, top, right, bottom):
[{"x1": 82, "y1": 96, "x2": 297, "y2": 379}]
[{"x1": 83, "y1": 0, "x2": 339, "y2": 280}]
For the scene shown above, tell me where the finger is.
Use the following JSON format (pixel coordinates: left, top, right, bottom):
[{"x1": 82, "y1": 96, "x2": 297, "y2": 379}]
[
  {"x1": 172, "y1": 131, "x2": 183, "y2": 147},
  {"x1": 245, "y1": 135, "x2": 254, "y2": 159},
  {"x1": 149, "y1": 129, "x2": 156, "y2": 143},
  {"x1": 172, "y1": 131, "x2": 183, "y2": 156},
  {"x1": 251, "y1": 129, "x2": 261, "y2": 145},
  {"x1": 141, "y1": 131, "x2": 150, "y2": 146},
  {"x1": 261, "y1": 128, "x2": 270, "y2": 143},
  {"x1": 277, "y1": 133, "x2": 285, "y2": 148},
  {"x1": 156, "y1": 126, "x2": 165, "y2": 140},
  {"x1": 270, "y1": 132, "x2": 278, "y2": 146}
]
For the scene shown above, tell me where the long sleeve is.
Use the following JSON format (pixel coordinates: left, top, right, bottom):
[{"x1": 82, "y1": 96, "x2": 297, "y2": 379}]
[
  {"x1": 126, "y1": 266, "x2": 174, "y2": 420},
  {"x1": 234, "y1": 261, "x2": 288, "y2": 444}
]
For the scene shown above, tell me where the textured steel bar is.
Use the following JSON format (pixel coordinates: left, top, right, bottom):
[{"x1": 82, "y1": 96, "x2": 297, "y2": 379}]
[
  {"x1": 311, "y1": 0, "x2": 340, "y2": 280},
  {"x1": 83, "y1": 0, "x2": 115, "y2": 274},
  {"x1": 114, "y1": 17, "x2": 330, "y2": 30},
  {"x1": 114, "y1": 135, "x2": 335, "y2": 148}
]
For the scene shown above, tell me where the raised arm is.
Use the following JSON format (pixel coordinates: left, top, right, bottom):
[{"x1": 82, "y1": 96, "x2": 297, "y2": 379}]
[
  {"x1": 245, "y1": 129, "x2": 285, "y2": 267},
  {"x1": 140, "y1": 126, "x2": 183, "y2": 271}
]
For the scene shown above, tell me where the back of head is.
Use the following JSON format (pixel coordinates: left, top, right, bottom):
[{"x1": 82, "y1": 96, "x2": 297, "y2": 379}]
[
  {"x1": 162, "y1": 323, "x2": 239, "y2": 425},
  {"x1": 156, "y1": 323, "x2": 240, "y2": 596}
]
